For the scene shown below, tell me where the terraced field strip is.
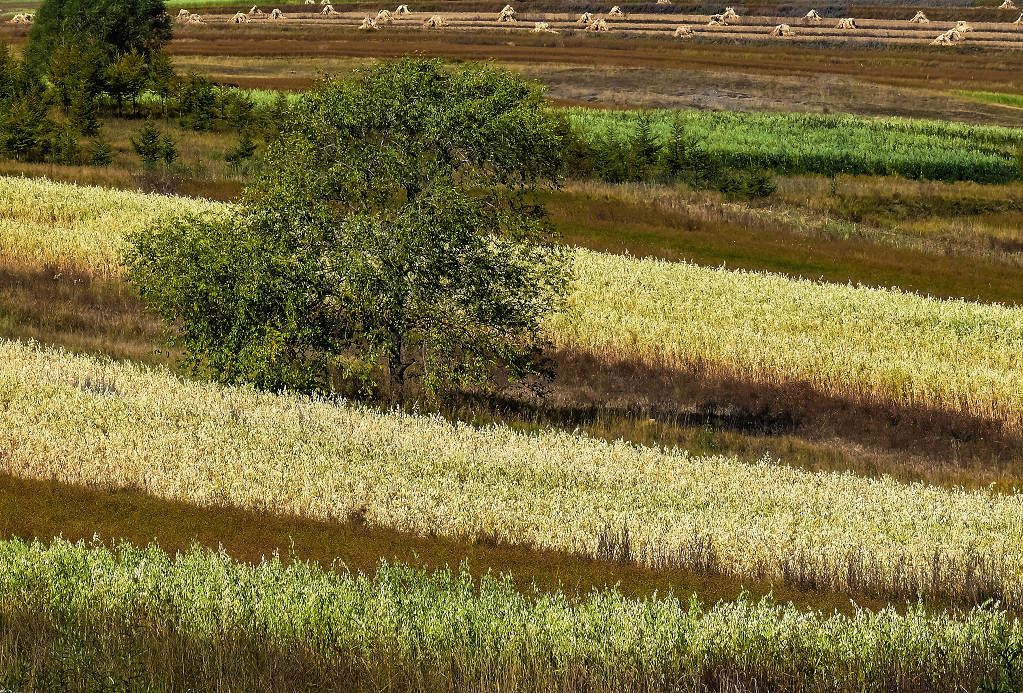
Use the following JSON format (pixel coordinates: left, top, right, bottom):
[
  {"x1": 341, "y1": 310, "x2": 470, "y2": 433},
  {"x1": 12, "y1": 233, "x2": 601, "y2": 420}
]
[
  {"x1": 2, "y1": 537, "x2": 1017, "y2": 693},
  {"x1": 182, "y1": 9, "x2": 1023, "y2": 47},
  {"x1": 6, "y1": 175, "x2": 1023, "y2": 432},
  {"x1": 5, "y1": 337, "x2": 1023, "y2": 608}
]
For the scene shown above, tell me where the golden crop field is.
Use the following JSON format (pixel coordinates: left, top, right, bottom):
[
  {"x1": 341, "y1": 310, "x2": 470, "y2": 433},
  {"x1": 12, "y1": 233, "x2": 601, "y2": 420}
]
[
  {"x1": 4, "y1": 175, "x2": 1023, "y2": 431},
  {"x1": 3, "y1": 337, "x2": 1023, "y2": 606}
]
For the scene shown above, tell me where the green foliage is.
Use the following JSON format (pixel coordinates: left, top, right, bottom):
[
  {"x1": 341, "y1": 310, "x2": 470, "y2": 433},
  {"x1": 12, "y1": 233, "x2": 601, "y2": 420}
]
[
  {"x1": 51, "y1": 39, "x2": 108, "y2": 106},
  {"x1": 225, "y1": 130, "x2": 257, "y2": 171},
  {"x1": 87, "y1": 136, "x2": 114, "y2": 166},
  {"x1": 568, "y1": 108, "x2": 1023, "y2": 184},
  {"x1": 217, "y1": 88, "x2": 256, "y2": 130},
  {"x1": 147, "y1": 50, "x2": 177, "y2": 114},
  {"x1": 104, "y1": 50, "x2": 148, "y2": 114},
  {"x1": 131, "y1": 121, "x2": 176, "y2": 168},
  {"x1": 174, "y1": 72, "x2": 218, "y2": 130},
  {"x1": 68, "y1": 92, "x2": 100, "y2": 135},
  {"x1": 26, "y1": 0, "x2": 172, "y2": 71},
  {"x1": 0, "y1": 89, "x2": 54, "y2": 162},
  {"x1": 127, "y1": 59, "x2": 571, "y2": 397},
  {"x1": 51, "y1": 126, "x2": 82, "y2": 165},
  {"x1": 0, "y1": 43, "x2": 16, "y2": 101},
  {"x1": 629, "y1": 111, "x2": 661, "y2": 175}
]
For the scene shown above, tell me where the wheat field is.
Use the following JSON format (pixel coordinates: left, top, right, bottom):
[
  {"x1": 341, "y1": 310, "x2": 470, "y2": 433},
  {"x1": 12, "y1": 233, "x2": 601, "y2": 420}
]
[
  {"x1": 3, "y1": 338, "x2": 1023, "y2": 605},
  {"x1": 3, "y1": 175, "x2": 1023, "y2": 430}
]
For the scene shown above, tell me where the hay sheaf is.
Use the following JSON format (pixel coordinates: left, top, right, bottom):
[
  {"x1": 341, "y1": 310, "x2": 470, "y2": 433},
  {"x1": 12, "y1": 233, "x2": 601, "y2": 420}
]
[{"x1": 498, "y1": 3, "x2": 516, "y2": 21}]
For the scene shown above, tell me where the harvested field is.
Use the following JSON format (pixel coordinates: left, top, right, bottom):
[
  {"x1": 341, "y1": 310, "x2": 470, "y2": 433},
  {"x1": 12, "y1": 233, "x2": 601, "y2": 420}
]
[{"x1": 157, "y1": 7, "x2": 1023, "y2": 49}]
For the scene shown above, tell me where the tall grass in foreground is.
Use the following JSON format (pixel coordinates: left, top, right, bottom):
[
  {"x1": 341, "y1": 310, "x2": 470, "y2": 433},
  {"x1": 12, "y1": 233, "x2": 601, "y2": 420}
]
[
  {"x1": 2, "y1": 537, "x2": 1020, "y2": 693},
  {"x1": 5, "y1": 338, "x2": 1023, "y2": 607},
  {"x1": 5, "y1": 176, "x2": 1023, "y2": 432}
]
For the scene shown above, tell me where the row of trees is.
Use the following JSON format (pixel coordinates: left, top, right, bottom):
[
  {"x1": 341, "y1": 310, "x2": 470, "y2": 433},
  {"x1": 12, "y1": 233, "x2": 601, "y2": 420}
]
[
  {"x1": 0, "y1": 0, "x2": 286, "y2": 166},
  {"x1": 565, "y1": 114, "x2": 776, "y2": 199}
]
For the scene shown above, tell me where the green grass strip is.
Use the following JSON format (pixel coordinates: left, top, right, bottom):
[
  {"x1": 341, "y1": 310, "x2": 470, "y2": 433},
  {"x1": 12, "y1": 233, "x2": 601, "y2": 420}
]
[{"x1": 1, "y1": 536, "x2": 1020, "y2": 692}]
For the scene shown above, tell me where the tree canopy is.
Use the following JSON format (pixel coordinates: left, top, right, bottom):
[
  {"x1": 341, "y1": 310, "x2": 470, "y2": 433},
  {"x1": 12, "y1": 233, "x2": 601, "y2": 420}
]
[
  {"x1": 26, "y1": 0, "x2": 171, "y2": 70},
  {"x1": 126, "y1": 59, "x2": 572, "y2": 398}
]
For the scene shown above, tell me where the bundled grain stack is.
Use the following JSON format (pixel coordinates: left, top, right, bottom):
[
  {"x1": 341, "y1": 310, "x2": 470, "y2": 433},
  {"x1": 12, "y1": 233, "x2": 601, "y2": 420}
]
[
  {"x1": 187, "y1": 12, "x2": 205, "y2": 22},
  {"x1": 608, "y1": 5, "x2": 625, "y2": 17},
  {"x1": 269, "y1": 7, "x2": 284, "y2": 18},
  {"x1": 722, "y1": 7, "x2": 739, "y2": 20},
  {"x1": 673, "y1": 23, "x2": 694, "y2": 36},
  {"x1": 231, "y1": 11, "x2": 249, "y2": 22},
  {"x1": 657, "y1": 0, "x2": 672, "y2": 5},
  {"x1": 1000, "y1": 0, "x2": 1016, "y2": 9},
  {"x1": 377, "y1": 9, "x2": 393, "y2": 22},
  {"x1": 424, "y1": 13, "x2": 445, "y2": 26},
  {"x1": 835, "y1": 17, "x2": 856, "y2": 28},
  {"x1": 586, "y1": 17, "x2": 610, "y2": 30},
  {"x1": 577, "y1": 11, "x2": 593, "y2": 22},
  {"x1": 8, "y1": 12, "x2": 33, "y2": 23},
  {"x1": 304, "y1": 0, "x2": 315, "y2": 4},
  {"x1": 955, "y1": 19, "x2": 972, "y2": 32},
  {"x1": 175, "y1": 8, "x2": 191, "y2": 21},
  {"x1": 321, "y1": 4, "x2": 337, "y2": 14},
  {"x1": 531, "y1": 20, "x2": 558, "y2": 31},
  {"x1": 804, "y1": 9, "x2": 822, "y2": 22},
  {"x1": 359, "y1": 16, "x2": 378, "y2": 28},
  {"x1": 396, "y1": 4, "x2": 412, "y2": 15},
  {"x1": 248, "y1": 5, "x2": 265, "y2": 16},
  {"x1": 910, "y1": 10, "x2": 928, "y2": 22},
  {"x1": 708, "y1": 13, "x2": 726, "y2": 24},
  {"x1": 770, "y1": 22, "x2": 794, "y2": 35},
  {"x1": 931, "y1": 28, "x2": 957, "y2": 43},
  {"x1": 497, "y1": 4, "x2": 516, "y2": 21}
]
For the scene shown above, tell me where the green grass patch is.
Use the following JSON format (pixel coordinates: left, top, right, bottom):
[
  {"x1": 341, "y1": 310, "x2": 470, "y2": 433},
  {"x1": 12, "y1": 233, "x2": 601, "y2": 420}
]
[
  {"x1": 2, "y1": 536, "x2": 1019, "y2": 692},
  {"x1": 567, "y1": 108, "x2": 1023, "y2": 184},
  {"x1": 953, "y1": 89, "x2": 1023, "y2": 109}
]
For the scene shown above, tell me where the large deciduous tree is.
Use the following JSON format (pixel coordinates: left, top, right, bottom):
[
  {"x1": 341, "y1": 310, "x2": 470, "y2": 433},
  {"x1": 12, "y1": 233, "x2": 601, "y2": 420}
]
[{"x1": 126, "y1": 59, "x2": 572, "y2": 398}]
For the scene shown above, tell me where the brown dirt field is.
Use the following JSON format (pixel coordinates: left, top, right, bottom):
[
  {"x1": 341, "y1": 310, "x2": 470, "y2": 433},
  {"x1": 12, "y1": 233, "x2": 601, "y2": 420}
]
[
  {"x1": 152, "y1": 23, "x2": 1023, "y2": 93},
  {"x1": 176, "y1": 8, "x2": 1023, "y2": 48}
]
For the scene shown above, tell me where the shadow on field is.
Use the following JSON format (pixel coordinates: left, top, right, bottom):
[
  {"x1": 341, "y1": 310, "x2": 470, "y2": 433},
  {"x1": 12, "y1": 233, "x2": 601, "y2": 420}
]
[{"x1": 0, "y1": 473, "x2": 881, "y2": 613}]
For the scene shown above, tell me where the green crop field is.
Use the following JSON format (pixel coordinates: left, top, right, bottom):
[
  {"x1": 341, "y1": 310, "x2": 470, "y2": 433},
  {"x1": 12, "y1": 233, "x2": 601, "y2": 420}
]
[
  {"x1": 2, "y1": 537, "x2": 1018, "y2": 692},
  {"x1": 567, "y1": 109, "x2": 1023, "y2": 183}
]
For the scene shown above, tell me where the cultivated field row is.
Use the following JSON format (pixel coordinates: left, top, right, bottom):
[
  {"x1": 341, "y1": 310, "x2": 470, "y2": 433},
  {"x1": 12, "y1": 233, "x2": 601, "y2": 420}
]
[
  {"x1": 5, "y1": 176, "x2": 1023, "y2": 433},
  {"x1": 3, "y1": 537, "x2": 1018, "y2": 692},
  {"x1": 4, "y1": 337, "x2": 1023, "y2": 607},
  {"x1": 180, "y1": 9, "x2": 1023, "y2": 47}
]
